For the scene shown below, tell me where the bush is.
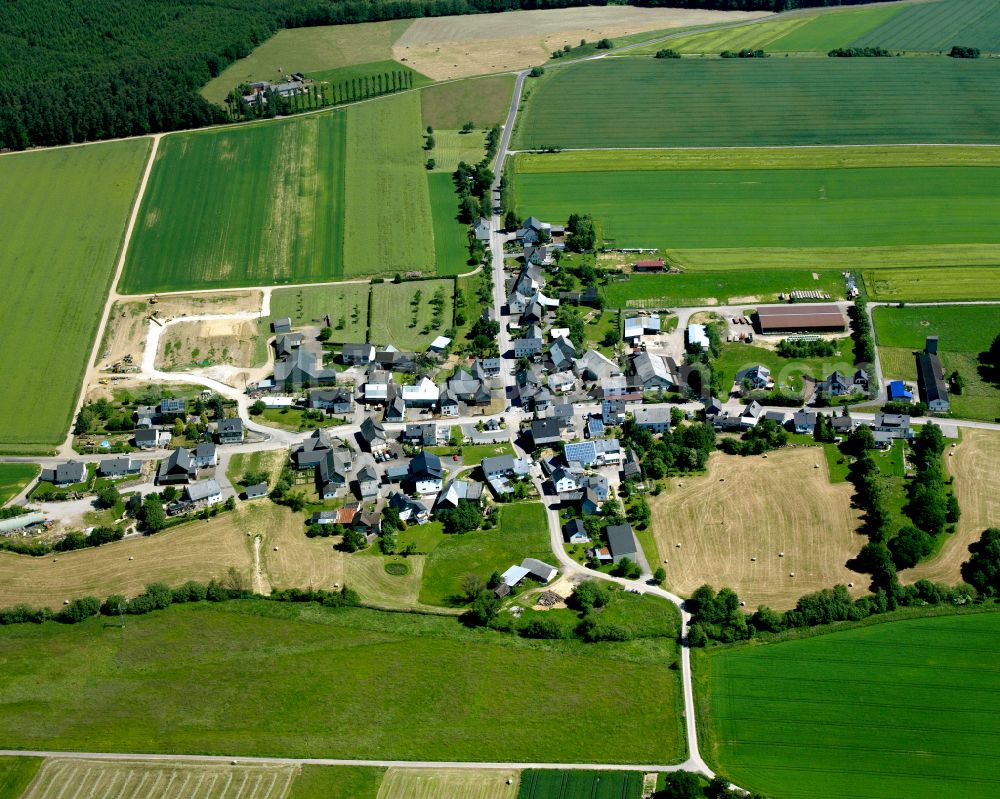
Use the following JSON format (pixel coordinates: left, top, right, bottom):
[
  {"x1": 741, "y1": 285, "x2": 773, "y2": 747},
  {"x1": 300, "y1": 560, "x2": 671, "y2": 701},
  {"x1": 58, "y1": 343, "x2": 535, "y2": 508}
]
[
  {"x1": 654, "y1": 48, "x2": 680, "y2": 59},
  {"x1": 519, "y1": 616, "x2": 567, "y2": 639},
  {"x1": 569, "y1": 580, "x2": 612, "y2": 611},
  {"x1": 949, "y1": 45, "x2": 980, "y2": 58},
  {"x1": 613, "y1": 557, "x2": 641, "y2": 579},
  {"x1": 57, "y1": 596, "x2": 101, "y2": 623}
]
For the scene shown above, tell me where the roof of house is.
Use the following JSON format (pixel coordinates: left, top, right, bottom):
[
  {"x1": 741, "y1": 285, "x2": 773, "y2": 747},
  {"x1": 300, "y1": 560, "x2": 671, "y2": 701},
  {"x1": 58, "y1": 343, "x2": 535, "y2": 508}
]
[
  {"x1": 165, "y1": 447, "x2": 194, "y2": 472},
  {"x1": 521, "y1": 558, "x2": 557, "y2": 582},
  {"x1": 564, "y1": 518, "x2": 586, "y2": 535},
  {"x1": 187, "y1": 479, "x2": 221, "y2": 502},
  {"x1": 917, "y1": 351, "x2": 949, "y2": 406},
  {"x1": 482, "y1": 454, "x2": 516, "y2": 474},
  {"x1": 793, "y1": 410, "x2": 817, "y2": 426},
  {"x1": 530, "y1": 417, "x2": 564, "y2": 442},
  {"x1": 887, "y1": 380, "x2": 913, "y2": 399},
  {"x1": 632, "y1": 351, "x2": 672, "y2": 385},
  {"x1": 564, "y1": 441, "x2": 597, "y2": 464},
  {"x1": 195, "y1": 442, "x2": 216, "y2": 459},
  {"x1": 245, "y1": 483, "x2": 268, "y2": 497},
  {"x1": 360, "y1": 416, "x2": 386, "y2": 441},
  {"x1": 134, "y1": 428, "x2": 159, "y2": 444},
  {"x1": 411, "y1": 450, "x2": 443, "y2": 480},
  {"x1": 632, "y1": 405, "x2": 672, "y2": 426},
  {"x1": 607, "y1": 523, "x2": 638, "y2": 559},
  {"x1": 218, "y1": 418, "x2": 243, "y2": 434}
]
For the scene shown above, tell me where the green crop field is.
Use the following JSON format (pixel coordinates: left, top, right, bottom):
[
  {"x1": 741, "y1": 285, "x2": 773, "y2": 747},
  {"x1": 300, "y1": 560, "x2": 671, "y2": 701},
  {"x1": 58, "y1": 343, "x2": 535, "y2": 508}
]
[
  {"x1": 421, "y1": 75, "x2": 515, "y2": 129},
  {"x1": 122, "y1": 113, "x2": 347, "y2": 291},
  {"x1": 516, "y1": 770, "x2": 643, "y2": 798},
  {"x1": 865, "y1": 266, "x2": 1000, "y2": 301},
  {"x1": 0, "y1": 139, "x2": 150, "y2": 453},
  {"x1": 629, "y1": 16, "x2": 806, "y2": 54},
  {"x1": 700, "y1": 612, "x2": 1000, "y2": 798},
  {"x1": 873, "y1": 304, "x2": 1000, "y2": 421},
  {"x1": 0, "y1": 601, "x2": 684, "y2": 764},
  {"x1": 268, "y1": 284, "x2": 371, "y2": 341},
  {"x1": 514, "y1": 59, "x2": 1000, "y2": 148},
  {"x1": 515, "y1": 159, "x2": 1000, "y2": 259},
  {"x1": 428, "y1": 172, "x2": 473, "y2": 276},
  {"x1": 768, "y1": 4, "x2": 906, "y2": 51},
  {"x1": 0, "y1": 465, "x2": 39, "y2": 506},
  {"x1": 852, "y1": 0, "x2": 1000, "y2": 53},
  {"x1": 288, "y1": 766, "x2": 385, "y2": 799},
  {"x1": 369, "y1": 279, "x2": 454, "y2": 350},
  {"x1": 0, "y1": 757, "x2": 41, "y2": 799},
  {"x1": 601, "y1": 270, "x2": 843, "y2": 308},
  {"x1": 419, "y1": 503, "x2": 551, "y2": 607},
  {"x1": 124, "y1": 93, "x2": 438, "y2": 291},
  {"x1": 343, "y1": 92, "x2": 436, "y2": 277}
]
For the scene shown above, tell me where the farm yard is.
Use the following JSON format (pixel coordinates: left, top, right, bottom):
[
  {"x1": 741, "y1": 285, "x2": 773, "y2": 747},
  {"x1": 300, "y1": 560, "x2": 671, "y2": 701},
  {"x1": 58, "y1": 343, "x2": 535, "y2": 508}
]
[
  {"x1": 0, "y1": 602, "x2": 684, "y2": 764},
  {"x1": 699, "y1": 612, "x2": 1000, "y2": 799},
  {"x1": 872, "y1": 304, "x2": 1000, "y2": 421},
  {"x1": 21, "y1": 758, "x2": 297, "y2": 799},
  {"x1": 649, "y1": 448, "x2": 863, "y2": 609},
  {"x1": 377, "y1": 768, "x2": 520, "y2": 799},
  {"x1": 902, "y1": 429, "x2": 1000, "y2": 585},
  {"x1": 514, "y1": 59, "x2": 1000, "y2": 149},
  {"x1": 0, "y1": 138, "x2": 151, "y2": 452},
  {"x1": 369, "y1": 279, "x2": 455, "y2": 350},
  {"x1": 0, "y1": 515, "x2": 254, "y2": 610},
  {"x1": 268, "y1": 284, "x2": 371, "y2": 342},
  {"x1": 514, "y1": 159, "x2": 1000, "y2": 255}
]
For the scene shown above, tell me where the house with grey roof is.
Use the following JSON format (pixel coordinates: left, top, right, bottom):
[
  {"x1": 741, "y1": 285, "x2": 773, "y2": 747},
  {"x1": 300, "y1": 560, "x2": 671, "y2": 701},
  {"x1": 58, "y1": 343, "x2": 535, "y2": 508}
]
[
  {"x1": 632, "y1": 405, "x2": 672, "y2": 433},
  {"x1": 918, "y1": 338, "x2": 950, "y2": 412},
  {"x1": 529, "y1": 417, "x2": 564, "y2": 447},
  {"x1": 360, "y1": 416, "x2": 389, "y2": 453},
  {"x1": 271, "y1": 317, "x2": 292, "y2": 334},
  {"x1": 309, "y1": 388, "x2": 354, "y2": 415},
  {"x1": 355, "y1": 457, "x2": 380, "y2": 500},
  {"x1": 217, "y1": 417, "x2": 244, "y2": 444},
  {"x1": 41, "y1": 460, "x2": 88, "y2": 486},
  {"x1": 435, "y1": 478, "x2": 483, "y2": 510},
  {"x1": 737, "y1": 364, "x2": 771, "y2": 390},
  {"x1": 133, "y1": 427, "x2": 161, "y2": 450},
  {"x1": 341, "y1": 342, "x2": 375, "y2": 366},
  {"x1": 793, "y1": 410, "x2": 818, "y2": 434},
  {"x1": 294, "y1": 429, "x2": 335, "y2": 469},
  {"x1": 631, "y1": 352, "x2": 675, "y2": 391},
  {"x1": 274, "y1": 340, "x2": 338, "y2": 386},
  {"x1": 574, "y1": 349, "x2": 620, "y2": 383},
  {"x1": 185, "y1": 479, "x2": 222, "y2": 506},
  {"x1": 316, "y1": 446, "x2": 354, "y2": 499},
  {"x1": 192, "y1": 442, "x2": 218, "y2": 469},
  {"x1": 157, "y1": 448, "x2": 196, "y2": 484},
  {"x1": 482, "y1": 454, "x2": 516, "y2": 480},
  {"x1": 606, "y1": 523, "x2": 639, "y2": 564},
  {"x1": 564, "y1": 518, "x2": 590, "y2": 544},
  {"x1": 410, "y1": 450, "x2": 444, "y2": 495},
  {"x1": 98, "y1": 457, "x2": 140, "y2": 479},
  {"x1": 245, "y1": 483, "x2": 268, "y2": 500}
]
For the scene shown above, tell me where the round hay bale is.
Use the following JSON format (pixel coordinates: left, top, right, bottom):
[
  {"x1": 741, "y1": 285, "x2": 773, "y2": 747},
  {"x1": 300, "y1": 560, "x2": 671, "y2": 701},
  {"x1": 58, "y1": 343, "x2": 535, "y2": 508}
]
[
  {"x1": 790, "y1": 572, "x2": 795, "y2": 577},
  {"x1": 779, "y1": 551, "x2": 785, "y2": 557},
  {"x1": 750, "y1": 557, "x2": 757, "y2": 562}
]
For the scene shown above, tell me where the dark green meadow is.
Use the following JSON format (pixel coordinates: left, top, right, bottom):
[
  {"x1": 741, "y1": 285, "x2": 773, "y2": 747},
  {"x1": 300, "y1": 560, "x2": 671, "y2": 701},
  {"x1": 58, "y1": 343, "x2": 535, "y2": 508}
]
[
  {"x1": 514, "y1": 59, "x2": 1000, "y2": 149},
  {"x1": 0, "y1": 601, "x2": 684, "y2": 764},
  {"x1": 700, "y1": 612, "x2": 1000, "y2": 799}
]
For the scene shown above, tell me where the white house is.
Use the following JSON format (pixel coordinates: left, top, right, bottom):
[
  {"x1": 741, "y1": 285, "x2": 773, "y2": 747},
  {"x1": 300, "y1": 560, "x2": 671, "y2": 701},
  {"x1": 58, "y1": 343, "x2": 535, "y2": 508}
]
[{"x1": 186, "y1": 479, "x2": 222, "y2": 506}]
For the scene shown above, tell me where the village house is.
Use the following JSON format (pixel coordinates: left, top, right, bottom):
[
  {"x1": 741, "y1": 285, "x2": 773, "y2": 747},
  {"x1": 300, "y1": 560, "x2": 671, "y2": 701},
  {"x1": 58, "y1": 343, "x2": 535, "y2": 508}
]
[
  {"x1": 98, "y1": 456, "x2": 141, "y2": 479},
  {"x1": 917, "y1": 336, "x2": 950, "y2": 412},
  {"x1": 157, "y1": 448, "x2": 196, "y2": 484},
  {"x1": 737, "y1": 365, "x2": 772, "y2": 391},
  {"x1": 435, "y1": 478, "x2": 483, "y2": 511},
  {"x1": 563, "y1": 518, "x2": 590, "y2": 544},
  {"x1": 606, "y1": 523, "x2": 639, "y2": 564},
  {"x1": 192, "y1": 442, "x2": 217, "y2": 469},
  {"x1": 217, "y1": 417, "x2": 244, "y2": 444},
  {"x1": 185, "y1": 479, "x2": 222, "y2": 507},
  {"x1": 341, "y1": 342, "x2": 375, "y2": 366},
  {"x1": 245, "y1": 483, "x2": 268, "y2": 500},
  {"x1": 309, "y1": 388, "x2": 354, "y2": 415},
  {"x1": 360, "y1": 417, "x2": 389, "y2": 453},
  {"x1": 41, "y1": 460, "x2": 87, "y2": 486},
  {"x1": 409, "y1": 450, "x2": 444, "y2": 495},
  {"x1": 631, "y1": 405, "x2": 672, "y2": 434}
]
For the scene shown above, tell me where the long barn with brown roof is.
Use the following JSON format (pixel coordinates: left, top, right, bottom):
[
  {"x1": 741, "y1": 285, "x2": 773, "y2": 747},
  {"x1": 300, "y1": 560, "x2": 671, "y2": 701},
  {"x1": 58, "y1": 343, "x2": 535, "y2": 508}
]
[{"x1": 755, "y1": 304, "x2": 847, "y2": 334}]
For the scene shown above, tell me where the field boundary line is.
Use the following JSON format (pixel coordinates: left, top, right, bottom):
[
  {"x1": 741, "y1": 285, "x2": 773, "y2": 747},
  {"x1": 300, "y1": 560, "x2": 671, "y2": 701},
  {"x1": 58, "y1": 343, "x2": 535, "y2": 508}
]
[{"x1": 510, "y1": 143, "x2": 1000, "y2": 153}]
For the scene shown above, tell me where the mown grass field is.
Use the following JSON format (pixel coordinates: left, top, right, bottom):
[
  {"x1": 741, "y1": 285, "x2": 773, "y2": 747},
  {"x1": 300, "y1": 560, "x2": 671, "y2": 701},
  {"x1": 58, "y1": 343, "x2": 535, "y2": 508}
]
[
  {"x1": 0, "y1": 139, "x2": 150, "y2": 452},
  {"x1": 514, "y1": 59, "x2": 1000, "y2": 148},
  {"x1": 0, "y1": 601, "x2": 684, "y2": 764},
  {"x1": 515, "y1": 162, "x2": 1000, "y2": 253},
  {"x1": 419, "y1": 502, "x2": 551, "y2": 607},
  {"x1": 700, "y1": 612, "x2": 1000, "y2": 798},
  {"x1": 853, "y1": 0, "x2": 1000, "y2": 52},
  {"x1": 516, "y1": 770, "x2": 642, "y2": 798},
  {"x1": 767, "y1": 3, "x2": 906, "y2": 51},
  {"x1": 421, "y1": 75, "x2": 515, "y2": 129},
  {"x1": 268, "y1": 284, "x2": 371, "y2": 341},
  {"x1": 0, "y1": 465, "x2": 39, "y2": 506},
  {"x1": 873, "y1": 304, "x2": 1000, "y2": 420},
  {"x1": 307, "y1": 58, "x2": 432, "y2": 89},
  {"x1": 369, "y1": 279, "x2": 455, "y2": 350},
  {"x1": 865, "y1": 267, "x2": 1000, "y2": 301},
  {"x1": 378, "y1": 768, "x2": 519, "y2": 799},
  {"x1": 428, "y1": 172, "x2": 473, "y2": 276},
  {"x1": 122, "y1": 113, "x2": 347, "y2": 291},
  {"x1": 0, "y1": 757, "x2": 41, "y2": 799},
  {"x1": 601, "y1": 270, "x2": 843, "y2": 308},
  {"x1": 342, "y1": 92, "x2": 436, "y2": 277},
  {"x1": 629, "y1": 15, "x2": 805, "y2": 54},
  {"x1": 21, "y1": 758, "x2": 297, "y2": 799}
]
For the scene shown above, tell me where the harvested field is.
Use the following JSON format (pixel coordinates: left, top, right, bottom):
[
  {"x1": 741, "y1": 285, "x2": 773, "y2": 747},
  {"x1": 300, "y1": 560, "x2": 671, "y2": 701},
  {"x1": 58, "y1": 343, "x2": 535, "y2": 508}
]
[
  {"x1": 0, "y1": 516, "x2": 253, "y2": 609},
  {"x1": 378, "y1": 768, "x2": 519, "y2": 799},
  {"x1": 650, "y1": 448, "x2": 863, "y2": 609},
  {"x1": 421, "y1": 75, "x2": 515, "y2": 129},
  {"x1": 0, "y1": 138, "x2": 150, "y2": 452},
  {"x1": 514, "y1": 59, "x2": 1000, "y2": 148},
  {"x1": 22, "y1": 758, "x2": 296, "y2": 799},
  {"x1": 344, "y1": 554, "x2": 429, "y2": 610},
  {"x1": 902, "y1": 429, "x2": 1000, "y2": 584},
  {"x1": 369, "y1": 279, "x2": 455, "y2": 350},
  {"x1": 394, "y1": 6, "x2": 769, "y2": 79},
  {"x1": 157, "y1": 318, "x2": 265, "y2": 371}
]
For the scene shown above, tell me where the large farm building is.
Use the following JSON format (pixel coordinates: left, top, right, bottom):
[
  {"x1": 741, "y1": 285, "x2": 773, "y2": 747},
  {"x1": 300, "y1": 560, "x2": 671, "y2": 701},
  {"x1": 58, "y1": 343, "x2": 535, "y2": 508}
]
[{"x1": 755, "y1": 304, "x2": 847, "y2": 334}]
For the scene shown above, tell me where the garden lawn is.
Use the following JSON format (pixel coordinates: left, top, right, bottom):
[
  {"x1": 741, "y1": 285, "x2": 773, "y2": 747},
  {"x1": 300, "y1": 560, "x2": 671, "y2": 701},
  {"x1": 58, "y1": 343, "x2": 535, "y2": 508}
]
[
  {"x1": 421, "y1": 75, "x2": 515, "y2": 129},
  {"x1": 514, "y1": 59, "x2": 1000, "y2": 148},
  {"x1": 122, "y1": 113, "x2": 347, "y2": 291},
  {"x1": 0, "y1": 139, "x2": 150, "y2": 452},
  {"x1": 0, "y1": 465, "x2": 39, "y2": 506},
  {"x1": 865, "y1": 267, "x2": 1000, "y2": 301},
  {"x1": 268, "y1": 284, "x2": 371, "y2": 341},
  {"x1": 342, "y1": 92, "x2": 435, "y2": 277},
  {"x1": 514, "y1": 164, "x2": 1000, "y2": 252},
  {"x1": 0, "y1": 601, "x2": 683, "y2": 764},
  {"x1": 428, "y1": 172, "x2": 473, "y2": 276},
  {"x1": 601, "y1": 270, "x2": 843, "y2": 308},
  {"x1": 713, "y1": 340, "x2": 854, "y2": 393},
  {"x1": 419, "y1": 502, "x2": 550, "y2": 606},
  {"x1": 852, "y1": 0, "x2": 1000, "y2": 53},
  {"x1": 700, "y1": 612, "x2": 1000, "y2": 798},
  {"x1": 369, "y1": 280, "x2": 455, "y2": 350}
]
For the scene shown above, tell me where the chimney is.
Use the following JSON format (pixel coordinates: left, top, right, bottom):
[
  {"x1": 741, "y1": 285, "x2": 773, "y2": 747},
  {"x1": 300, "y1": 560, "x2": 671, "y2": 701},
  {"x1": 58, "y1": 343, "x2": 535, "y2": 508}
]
[{"x1": 925, "y1": 336, "x2": 938, "y2": 355}]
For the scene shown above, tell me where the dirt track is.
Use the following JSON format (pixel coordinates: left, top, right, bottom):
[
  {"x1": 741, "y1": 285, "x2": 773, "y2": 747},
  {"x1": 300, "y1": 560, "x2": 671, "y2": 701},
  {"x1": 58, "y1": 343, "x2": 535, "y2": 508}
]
[
  {"x1": 901, "y1": 428, "x2": 1000, "y2": 585},
  {"x1": 649, "y1": 448, "x2": 864, "y2": 610}
]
